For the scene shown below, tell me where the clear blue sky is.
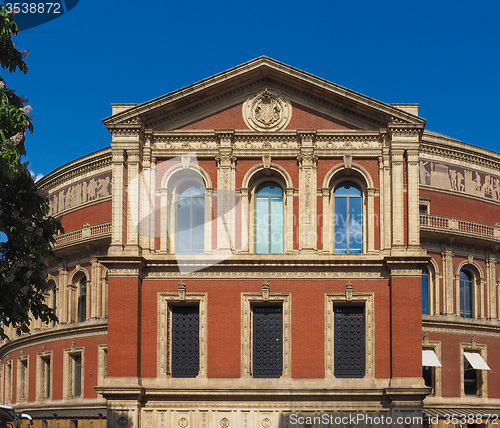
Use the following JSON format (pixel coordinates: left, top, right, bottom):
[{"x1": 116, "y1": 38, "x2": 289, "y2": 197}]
[{"x1": 4, "y1": 0, "x2": 500, "y2": 177}]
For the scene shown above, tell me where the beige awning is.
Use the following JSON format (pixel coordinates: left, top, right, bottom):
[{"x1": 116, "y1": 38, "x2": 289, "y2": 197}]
[
  {"x1": 422, "y1": 349, "x2": 442, "y2": 367},
  {"x1": 464, "y1": 351, "x2": 491, "y2": 370}
]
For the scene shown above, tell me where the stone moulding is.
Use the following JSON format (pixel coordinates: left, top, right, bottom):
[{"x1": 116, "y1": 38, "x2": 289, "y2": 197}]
[
  {"x1": 38, "y1": 148, "x2": 112, "y2": 193},
  {"x1": 0, "y1": 319, "x2": 108, "y2": 359}
]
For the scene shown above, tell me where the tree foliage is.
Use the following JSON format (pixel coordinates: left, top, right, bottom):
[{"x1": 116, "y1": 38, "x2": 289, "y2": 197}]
[{"x1": 0, "y1": 5, "x2": 62, "y2": 340}]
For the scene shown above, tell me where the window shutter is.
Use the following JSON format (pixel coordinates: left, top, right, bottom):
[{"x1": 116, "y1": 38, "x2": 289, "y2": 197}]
[
  {"x1": 334, "y1": 306, "x2": 365, "y2": 378},
  {"x1": 171, "y1": 305, "x2": 200, "y2": 378},
  {"x1": 253, "y1": 305, "x2": 283, "y2": 378}
]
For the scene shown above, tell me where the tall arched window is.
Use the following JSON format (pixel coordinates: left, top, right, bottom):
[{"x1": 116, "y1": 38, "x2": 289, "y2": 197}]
[
  {"x1": 422, "y1": 269, "x2": 429, "y2": 315},
  {"x1": 334, "y1": 182, "x2": 362, "y2": 254},
  {"x1": 176, "y1": 182, "x2": 205, "y2": 253},
  {"x1": 255, "y1": 182, "x2": 284, "y2": 254},
  {"x1": 459, "y1": 270, "x2": 473, "y2": 318},
  {"x1": 78, "y1": 277, "x2": 87, "y2": 322}
]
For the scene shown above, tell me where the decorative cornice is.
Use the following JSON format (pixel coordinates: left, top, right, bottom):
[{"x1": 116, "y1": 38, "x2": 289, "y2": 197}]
[
  {"x1": 0, "y1": 319, "x2": 108, "y2": 359},
  {"x1": 38, "y1": 148, "x2": 112, "y2": 193}
]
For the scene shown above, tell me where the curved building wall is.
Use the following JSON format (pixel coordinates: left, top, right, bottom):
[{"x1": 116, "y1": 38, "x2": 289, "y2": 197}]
[{"x1": 0, "y1": 58, "x2": 499, "y2": 428}]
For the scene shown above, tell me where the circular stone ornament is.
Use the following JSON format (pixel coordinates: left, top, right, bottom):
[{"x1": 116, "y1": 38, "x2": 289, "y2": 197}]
[{"x1": 243, "y1": 88, "x2": 292, "y2": 131}]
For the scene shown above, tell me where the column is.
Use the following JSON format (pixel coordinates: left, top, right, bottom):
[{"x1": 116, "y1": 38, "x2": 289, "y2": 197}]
[
  {"x1": 441, "y1": 249, "x2": 455, "y2": 315},
  {"x1": 321, "y1": 188, "x2": 331, "y2": 253},
  {"x1": 297, "y1": 130, "x2": 317, "y2": 251},
  {"x1": 391, "y1": 148, "x2": 405, "y2": 248},
  {"x1": 126, "y1": 149, "x2": 141, "y2": 253},
  {"x1": 486, "y1": 256, "x2": 497, "y2": 319},
  {"x1": 407, "y1": 149, "x2": 420, "y2": 248},
  {"x1": 110, "y1": 149, "x2": 126, "y2": 254},
  {"x1": 90, "y1": 258, "x2": 99, "y2": 319},
  {"x1": 58, "y1": 267, "x2": 67, "y2": 323},
  {"x1": 382, "y1": 149, "x2": 392, "y2": 250},
  {"x1": 215, "y1": 130, "x2": 236, "y2": 252}
]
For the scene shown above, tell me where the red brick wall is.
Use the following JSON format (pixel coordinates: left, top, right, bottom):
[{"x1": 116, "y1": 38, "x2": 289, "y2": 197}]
[
  {"x1": 177, "y1": 102, "x2": 356, "y2": 131},
  {"x1": 424, "y1": 332, "x2": 500, "y2": 397},
  {"x1": 58, "y1": 200, "x2": 112, "y2": 232},
  {"x1": 138, "y1": 278, "x2": 392, "y2": 379},
  {"x1": 420, "y1": 189, "x2": 500, "y2": 225},
  {"x1": 2, "y1": 335, "x2": 107, "y2": 403}
]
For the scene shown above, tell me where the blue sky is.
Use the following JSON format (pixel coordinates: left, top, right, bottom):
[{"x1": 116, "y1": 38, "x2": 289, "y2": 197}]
[{"x1": 4, "y1": 0, "x2": 500, "y2": 177}]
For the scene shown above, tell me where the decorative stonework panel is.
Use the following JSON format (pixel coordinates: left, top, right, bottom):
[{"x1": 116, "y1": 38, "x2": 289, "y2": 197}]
[
  {"x1": 48, "y1": 172, "x2": 112, "y2": 215},
  {"x1": 243, "y1": 89, "x2": 292, "y2": 132},
  {"x1": 420, "y1": 160, "x2": 500, "y2": 202}
]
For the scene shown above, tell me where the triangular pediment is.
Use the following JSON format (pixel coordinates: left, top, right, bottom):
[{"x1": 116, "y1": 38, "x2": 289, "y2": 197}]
[{"x1": 103, "y1": 57, "x2": 426, "y2": 132}]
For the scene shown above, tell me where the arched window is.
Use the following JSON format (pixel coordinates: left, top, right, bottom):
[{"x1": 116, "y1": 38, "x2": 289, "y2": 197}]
[
  {"x1": 334, "y1": 182, "x2": 362, "y2": 254},
  {"x1": 176, "y1": 182, "x2": 205, "y2": 253},
  {"x1": 459, "y1": 270, "x2": 473, "y2": 318},
  {"x1": 422, "y1": 269, "x2": 430, "y2": 315},
  {"x1": 255, "y1": 182, "x2": 284, "y2": 254},
  {"x1": 78, "y1": 276, "x2": 87, "y2": 322}
]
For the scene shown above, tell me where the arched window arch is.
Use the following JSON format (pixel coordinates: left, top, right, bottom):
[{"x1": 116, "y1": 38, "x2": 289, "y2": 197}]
[
  {"x1": 333, "y1": 182, "x2": 363, "y2": 254},
  {"x1": 254, "y1": 182, "x2": 284, "y2": 254},
  {"x1": 160, "y1": 164, "x2": 211, "y2": 254},
  {"x1": 459, "y1": 269, "x2": 473, "y2": 318},
  {"x1": 175, "y1": 181, "x2": 205, "y2": 253},
  {"x1": 422, "y1": 269, "x2": 430, "y2": 315}
]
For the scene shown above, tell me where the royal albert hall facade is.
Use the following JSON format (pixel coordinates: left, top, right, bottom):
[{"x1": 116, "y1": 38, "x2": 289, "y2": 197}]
[{"x1": 1, "y1": 57, "x2": 500, "y2": 428}]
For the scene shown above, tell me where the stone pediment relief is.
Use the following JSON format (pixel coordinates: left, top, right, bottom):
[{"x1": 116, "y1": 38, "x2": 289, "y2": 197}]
[
  {"x1": 242, "y1": 88, "x2": 292, "y2": 131},
  {"x1": 103, "y1": 58, "x2": 425, "y2": 134}
]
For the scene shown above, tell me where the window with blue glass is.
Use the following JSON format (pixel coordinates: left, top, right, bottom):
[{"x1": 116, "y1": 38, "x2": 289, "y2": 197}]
[
  {"x1": 176, "y1": 182, "x2": 205, "y2": 253},
  {"x1": 255, "y1": 182, "x2": 284, "y2": 254},
  {"x1": 334, "y1": 182, "x2": 363, "y2": 254},
  {"x1": 422, "y1": 269, "x2": 430, "y2": 315},
  {"x1": 459, "y1": 270, "x2": 473, "y2": 318}
]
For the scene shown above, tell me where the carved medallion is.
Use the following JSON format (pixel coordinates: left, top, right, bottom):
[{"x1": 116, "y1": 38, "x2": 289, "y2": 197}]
[{"x1": 243, "y1": 88, "x2": 292, "y2": 131}]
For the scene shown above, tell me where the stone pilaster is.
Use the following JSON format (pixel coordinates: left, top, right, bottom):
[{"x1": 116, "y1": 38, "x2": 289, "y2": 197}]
[
  {"x1": 486, "y1": 256, "x2": 497, "y2": 319},
  {"x1": 381, "y1": 149, "x2": 392, "y2": 250},
  {"x1": 58, "y1": 267, "x2": 68, "y2": 323},
  {"x1": 90, "y1": 258, "x2": 99, "y2": 319},
  {"x1": 391, "y1": 148, "x2": 405, "y2": 248},
  {"x1": 110, "y1": 149, "x2": 126, "y2": 254},
  {"x1": 139, "y1": 134, "x2": 154, "y2": 253},
  {"x1": 321, "y1": 187, "x2": 331, "y2": 252},
  {"x1": 216, "y1": 130, "x2": 236, "y2": 251},
  {"x1": 126, "y1": 149, "x2": 141, "y2": 254},
  {"x1": 407, "y1": 149, "x2": 420, "y2": 248},
  {"x1": 441, "y1": 249, "x2": 455, "y2": 315},
  {"x1": 297, "y1": 130, "x2": 317, "y2": 251}
]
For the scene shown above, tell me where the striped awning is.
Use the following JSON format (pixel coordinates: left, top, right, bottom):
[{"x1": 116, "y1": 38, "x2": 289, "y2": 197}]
[{"x1": 424, "y1": 408, "x2": 500, "y2": 420}]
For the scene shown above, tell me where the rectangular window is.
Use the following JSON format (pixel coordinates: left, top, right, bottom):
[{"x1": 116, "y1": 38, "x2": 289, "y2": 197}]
[
  {"x1": 422, "y1": 366, "x2": 434, "y2": 390},
  {"x1": 171, "y1": 305, "x2": 200, "y2": 378},
  {"x1": 252, "y1": 305, "x2": 283, "y2": 378},
  {"x1": 18, "y1": 358, "x2": 28, "y2": 401},
  {"x1": 5, "y1": 361, "x2": 12, "y2": 404},
  {"x1": 464, "y1": 359, "x2": 478, "y2": 396},
  {"x1": 41, "y1": 356, "x2": 51, "y2": 399},
  {"x1": 73, "y1": 353, "x2": 82, "y2": 398},
  {"x1": 334, "y1": 305, "x2": 365, "y2": 378}
]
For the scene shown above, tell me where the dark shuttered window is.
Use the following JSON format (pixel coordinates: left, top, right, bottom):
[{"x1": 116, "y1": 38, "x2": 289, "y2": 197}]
[
  {"x1": 252, "y1": 305, "x2": 283, "y2": 378},
  {"x1": 171, "y1": 305, "x2": 200, "y2": 378},
  {"x1": 334, "y1": 305, "x2": 365, "y2": 378}
]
